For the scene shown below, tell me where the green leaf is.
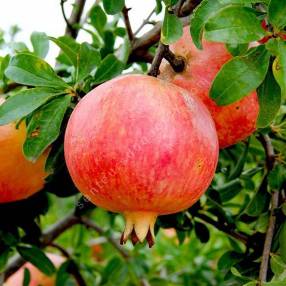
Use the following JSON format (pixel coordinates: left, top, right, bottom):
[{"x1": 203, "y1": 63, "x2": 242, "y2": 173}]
[
  {"x1": 270, "y1": 254, "x2": 286, "y2": 276},
  {"x1": 267, "y1": 39, "x2": 286, "y2": 97},
  {"x1": 5, "y1": 53, "x2": 68, "y2": 89},
  {"x1": 0, "y1": 249, "x2": 10, "y2": 272},
  {"x1": 103, "y1": 0, "x2": 125, "y2": 15},
  {"x1": 156, "y1": 0, "x2": 163, "y2": 14},
  {"x1": 226, "y1": 43, "x2": 249, "y2": 56},
  {"x1": 115, "y1": 37, "x2": 131, "y2": 64},
  {"x1": 161, "y1": 9, "x2": 183, "y2": 45},
  {"x1": 257, "y1": 68, "x2": 281, "y2": 128},
  {"x1": 268, "y1": 0, "x2": 286, "y2": 30},
  {"x1": 217, "y1": 178, "x2": 242, "y2": 202},
  {"x1": 210, "y1": 45, "x2": 270, "y2": 105},
  {"x1": 49, "y1": 36, "x2": 79, "y2": 66},
  {"x1": 23, "y1": 95, "x2": 71, "y2": 162},
  {"x1": 218, "y1": 251, "x2": 243, "y2": 270},
  {"x1": 93, "y1": 54, "x2": 124, "y2": 84},
  {"x1": 190, "y1": 0, "x2": 227, "y2": 49},
  {"x1": 17, "y1": 245, "x2": 56, "y2": 276},
  {"x1": 89, "y1": 5, "x2": 107, "y2": 34},
  {"x1": 228, "y1": 140, "x2": 249, "y2": 180},
  {"x1": 0, "y1": 55, "x2": 10, "y2": 89},
  {"x1": 30, "y1": 32, "x2": 49, "y2": 58},
  {"x1": 56, "y1": 261, "x2": 70, "y2": 286},
  {"x1": 76, "y1": 42, "x2": 101, "y2": 83},
  {"x1": 205, "y1": 6, "x2": 265, "y2": 44},
  {"x1": 23, "y1": 268, "x2": 31, "y2": 286},
  {"x1": 279, "y1": 222, "x2": 286, "y2": 263},
  {"x1": 268, "y1": 165, "x2": 286, "y2": 190},
  {"x1": 194, "y1": 222, "x2": 210, "y2": 243},
  {"x1": 246, "y1": 178, "x2": 270, "y2": 216},
  {"x1": 0, "y1": 88, "x2": 63, "y2": 125}
]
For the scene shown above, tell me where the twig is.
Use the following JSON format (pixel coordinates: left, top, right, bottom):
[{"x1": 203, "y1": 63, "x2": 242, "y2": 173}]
[
  {"x1": 79, "y1": 217, "x2": 129, "y2": 260},
  {"x1": 195, "y1": 213, "x2": 249, "y2": 245},
  {"x1": 147, "y1": 42, "x2": 167, "y2": 77},
  {"x1": 64, "y1": 0, "x2": 87, "y2": 39},
  {"x1": 258, "y1": 134, "x2": 276, "y2": 171},
  {"x1": 134, "y1": 9, "x2": 155, "y2": 36},
  {"x1": 49, "y1": 242, "x2": 71, "y2": 258},
  {"x1": 122, "y1": 6, "x2": 134, "y2": 42},
  {"x1": 258, "y1": 134, "x2": 278, "y2": 284},
  {"x1": 60, "y1": 0, "x2": 73, "y2": 33},
  {"x1": 258, "y1": 191, "x2": 279, "y2": 284}
]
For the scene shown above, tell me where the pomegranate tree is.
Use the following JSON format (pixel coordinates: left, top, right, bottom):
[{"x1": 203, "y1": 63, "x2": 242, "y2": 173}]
[
  {"x1": 0, "y1": 120, "x2": 48, "y2": 203},
  {"x1": 160, "y1": 27, "x2": 259, "y2": 148},
  {"x1": 64, "y1": 75, "x2": 218, "y2": 246}
]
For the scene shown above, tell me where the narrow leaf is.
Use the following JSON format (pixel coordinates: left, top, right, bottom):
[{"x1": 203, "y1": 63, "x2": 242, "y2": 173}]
[
  {"x1": 76, "y1": 42, "x2": 101, "y2": 83},
  {"x1": 23, "y1": 95, "x2": 71, "y2": 162},
  {"x1": 17, "y1": 245, "x2": 56, "y2": 276},
  {"x1": 268, "y1": 0, "x2": 286, "y2": 29},
  {"x1": 49, "y1": 36, "x2": 79, "y2": 66},
  {"x1": 23, "y1": 268, "x2": 31, "y2": 286},
  {"x1": 205, "y1": 6, "x2": 265, "y2": 44},
  {"x1": 93, "y1": 54, "x2": 124, "y2": 84},
  {"x1": 89, "y1": 5, "x2": 107, "y2": 34},
  {"x1": 5, "y1": 53, "x2": 68, "y2": 89},
  {"x1": 161, "y1": 9, "x2": 183, "y2": 45},
  {"x1": 210, "y1": 45, "x2": 270, "y2": 105},
  {"x1": 257, "y1": 68, "x2": 281, "y2": 128},
  {"x1": 103, "y1": 0, "x2": 125, "y2": 15},
  {"x1": 31, "y1": 32, "x2": 49, "y2": 58},
  {"x1": 0, "y1": 88, "x2": 63, "y2": 125},
  {"x1": 267, "y1": 39, "x2": 286, "y2": 97}
]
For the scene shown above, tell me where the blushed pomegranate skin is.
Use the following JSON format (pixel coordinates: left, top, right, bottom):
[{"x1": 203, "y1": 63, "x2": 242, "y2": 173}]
[
  {"x1": 64, "y1": 74, "x2": 218, "y2": 245},
  {"x1": 0, "y1": 122, "x2": 48, "y2": 203},
  {"x1": 160, "y1": 27, "x2": 259, "y2": 148},
  {"x1": 5, "y1": 253, "x2": 64, "y2": 286}
]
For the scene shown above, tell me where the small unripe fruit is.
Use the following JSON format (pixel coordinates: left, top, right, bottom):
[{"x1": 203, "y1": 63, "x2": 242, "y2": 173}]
[
  {"x1": 160, "y1": 27, "x2": 259, "y2": 148},
  {"x1": 0, "y1": 100, "x2": 48, "y2": 203},
  {"x1": 64, "y1": 74, "x2": 218, "y2": 246}
]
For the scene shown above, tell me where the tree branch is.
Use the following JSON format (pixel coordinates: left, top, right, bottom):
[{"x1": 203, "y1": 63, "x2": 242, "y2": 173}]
[
  {"x1": 64, "y1": 0, "x2": 86, "y2": 39},
  {"x1": 196, "y1": 213, "x2": 249, "y2": 245},
  {"x1": 79, "y1": 216, "x2": 129, "y2": 260},
  {"x1": 147, "y1": 0, "x2": 187, "y2": 77},
  {"x1": 258, "y1": 134, "x2": 278, "y2": 284},
  {"x1": 122, "y1": 6, "x2": 134, "y2": 42},
  {"x1": 134, "y1": 9, "x2": 155, "y2": 36}
]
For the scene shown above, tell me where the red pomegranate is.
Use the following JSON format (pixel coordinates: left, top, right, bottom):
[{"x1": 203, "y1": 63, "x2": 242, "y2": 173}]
[
  {"x1": 64, "y1": 75, "x2": 218, "y2": 246},
  {"x1": 0, "y1": 98, "x2": 48, "y2": 203},
  {"x1": 160, "y1": 27, "x2": 259, "y2": 148}
]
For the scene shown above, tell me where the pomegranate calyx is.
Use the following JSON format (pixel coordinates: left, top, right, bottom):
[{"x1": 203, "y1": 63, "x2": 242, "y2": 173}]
[{"x1": 120, "y1": 211, "x2": 157, "y2": 248}]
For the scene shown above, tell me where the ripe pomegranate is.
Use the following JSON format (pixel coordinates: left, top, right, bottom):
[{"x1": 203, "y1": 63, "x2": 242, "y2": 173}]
[
  {"x1": 160, "y1": 27, "x2": 259, "y2": 148},
  {"x1": 64, "y1": 74, "x2": 218, "y2": 247},
  {"x1": 0, "y1": 100, "x2": 48, "y2": 203},
  {"x1": 5, "y1": 253, "x2": 64, "y2": 286}
]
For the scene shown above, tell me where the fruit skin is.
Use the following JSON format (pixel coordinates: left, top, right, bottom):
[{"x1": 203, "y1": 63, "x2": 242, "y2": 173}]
[
  {"x1": 160, "y1": 27, "x2": 259, "y2": 148},
  {"x1": 0, "y1": 121, "x2": 48, "y2": 203},
  {"x1": 5, "y1": 253, "x2": 64, "y2": 286},
  {"x1": 64, "y1": 74, "x2": 218, "y2": 245}
]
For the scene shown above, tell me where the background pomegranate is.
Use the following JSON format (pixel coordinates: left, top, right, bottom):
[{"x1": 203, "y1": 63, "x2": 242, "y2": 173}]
[
  {"x1": 0, "y1": 115, "x2": 48, "y2": 203},
  {"x1": 64, "y1": 74, "x2": 218, "y2": 247},
  {"x1": 5, "y1": 253, "x2": 64, "y2": 286},
  {"x1": 160, "y1": 27, "x2": 259, "y2": 148}
]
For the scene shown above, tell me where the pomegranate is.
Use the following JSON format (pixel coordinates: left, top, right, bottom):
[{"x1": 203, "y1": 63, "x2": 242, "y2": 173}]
[
  {"x1": 160, "y1": 27, "x2": 259, "y2": 148},
  {"x1": 5, "y1": 253, "x2": 64, "y2": 286},
  {"x1": 64, "y1": 74, "x2": 218, "y2": 247},
  {"x1": 0, "y1": 104, "x2": 48, "y2": 203}
]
